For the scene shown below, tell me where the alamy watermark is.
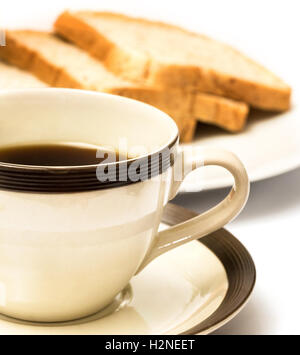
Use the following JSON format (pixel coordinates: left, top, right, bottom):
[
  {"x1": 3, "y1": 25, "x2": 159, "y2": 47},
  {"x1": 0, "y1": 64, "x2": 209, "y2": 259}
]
[
  {"x1": 0, "y1": 29, "x2": 6, "y2": 46},
  {"x1": 95, "y1": 138, "x2": 205, "y2": 185}
]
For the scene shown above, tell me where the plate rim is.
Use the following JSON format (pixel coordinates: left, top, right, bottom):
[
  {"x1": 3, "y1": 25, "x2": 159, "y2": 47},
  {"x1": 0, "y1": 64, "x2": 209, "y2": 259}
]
[
  {"x1": 180, "y1": 96, "x2": 300, "y2": 192},
  {"x1": 162, "y1": 203, "x2": 256, "y2": 335}
]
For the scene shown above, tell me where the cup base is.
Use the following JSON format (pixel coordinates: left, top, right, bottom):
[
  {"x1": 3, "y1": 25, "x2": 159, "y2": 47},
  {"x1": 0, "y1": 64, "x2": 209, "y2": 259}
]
[{"x1": 0, "y1": 284, "x2": 133, "y2": 326}]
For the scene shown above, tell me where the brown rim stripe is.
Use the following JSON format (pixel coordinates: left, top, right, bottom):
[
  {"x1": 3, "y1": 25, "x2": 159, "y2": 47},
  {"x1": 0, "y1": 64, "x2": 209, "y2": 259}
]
[
  {"x1": 0, "y1": 137, "x2": 178, "y2": 192},
  {"x1": 162, "y1": 203, "x2": 256, "y2": 335}
]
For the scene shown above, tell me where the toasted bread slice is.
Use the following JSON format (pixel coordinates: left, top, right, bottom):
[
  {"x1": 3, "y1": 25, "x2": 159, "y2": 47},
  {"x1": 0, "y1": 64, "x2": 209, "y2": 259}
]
[
  {"x1": 0, "y1": 31, "x2": 249, "y2": 140},
  {"x1": 0, "y1": 30, "x2": 195, "y2": 141},
  {"x1": 53, "y1": 15, "x2": 249, "y2": 132},
  {"x1": 0, "y1": 61, "x2": 47, "y2": 89},
  {"x1": 194, "y1": 93, "x2": 248, "y2": 131},
  {"x1": 55, "y1": 11, "x2": 291, "y2": 111}
]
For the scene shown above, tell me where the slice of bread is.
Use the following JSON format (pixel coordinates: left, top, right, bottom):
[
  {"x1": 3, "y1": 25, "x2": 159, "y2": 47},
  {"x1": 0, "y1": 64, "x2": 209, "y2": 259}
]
[
  {"x1": 194, "y1": 93, "x2": 248, "y2": 131},
  {"x1": 0, "y1": 31, "x2": 249, "y2": 142},
  {"x1": 53, "y1": 14, "x2": 249, "y2": 132},
  {"x1": 0, "y1": 61, "x2": 47, "y2": 89},
  {"x1": 0, "y1": 30, "x2": 195, "y2": 141},
  {"x1": 55, "y1": 11, "x2": 291, "y2": 111}
]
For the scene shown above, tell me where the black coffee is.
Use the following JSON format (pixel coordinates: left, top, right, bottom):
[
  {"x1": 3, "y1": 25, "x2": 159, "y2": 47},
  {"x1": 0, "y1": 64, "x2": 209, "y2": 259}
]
[{"x1": 0, "y1": 143, "x2": 126, "y2": 166}]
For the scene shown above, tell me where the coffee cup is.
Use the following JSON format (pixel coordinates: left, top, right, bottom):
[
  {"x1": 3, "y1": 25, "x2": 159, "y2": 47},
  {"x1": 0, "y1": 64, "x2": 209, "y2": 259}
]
[{"x1": 0, "y1": 89, "x2": 249, "y2": 322}]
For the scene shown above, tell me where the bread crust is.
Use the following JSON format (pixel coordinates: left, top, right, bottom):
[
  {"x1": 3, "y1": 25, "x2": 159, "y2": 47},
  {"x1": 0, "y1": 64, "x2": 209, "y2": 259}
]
[
  {"x1": 0, "y1": 30, "x2": 249, "y2": 142},
  {"x1": 0, "y1": 31, "x2": 196, "y2": 141},
  {"x1": 55, "y1": 11, "x2": 291, "y2": 111},
  {"x1": 55, "y1": 12, "x2": 149, "y2": 84},
  {"x1": 54, "y1": 13, "x2": 249, "y2": 131},
  {"x1": 194, "y1": 93, "x2": 248, "y2": 131}
]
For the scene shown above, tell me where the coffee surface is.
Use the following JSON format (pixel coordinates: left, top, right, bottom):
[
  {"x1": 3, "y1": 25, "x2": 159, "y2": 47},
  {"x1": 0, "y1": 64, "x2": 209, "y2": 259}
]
[{"x1": 0, "y1": 143, "x2": 126, "y2": 166}]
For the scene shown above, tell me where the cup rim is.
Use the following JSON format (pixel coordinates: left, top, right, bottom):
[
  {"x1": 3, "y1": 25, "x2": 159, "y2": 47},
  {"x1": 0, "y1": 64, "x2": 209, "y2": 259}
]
[
  {"x1": 0, "y1": 88, "x2": 179, "y2": 172},
  {"x1": 0, "y1": 89, "x2": 179, "y2": 192}
]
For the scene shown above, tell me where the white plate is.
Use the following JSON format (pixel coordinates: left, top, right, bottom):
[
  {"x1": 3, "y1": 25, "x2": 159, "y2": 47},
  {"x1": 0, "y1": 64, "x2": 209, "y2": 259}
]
[{"x1": 181, "y1": 91, "x2": 300, "y2": 192}]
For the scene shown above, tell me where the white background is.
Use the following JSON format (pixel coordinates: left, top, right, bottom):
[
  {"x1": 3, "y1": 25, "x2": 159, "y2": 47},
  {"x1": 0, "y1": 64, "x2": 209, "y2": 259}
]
[{"x1": 1, "y1": 0, "x2": 300, "y2": 335}]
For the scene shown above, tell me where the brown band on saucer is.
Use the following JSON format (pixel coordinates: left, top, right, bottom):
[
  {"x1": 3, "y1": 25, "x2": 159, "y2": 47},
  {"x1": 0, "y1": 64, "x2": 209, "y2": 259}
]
[
  {"x1": 162, "y1": 203, "x2": 256, "y2": 335},
  {"x1": 0, "y1": 136, "x2": 178, "y2": 193}
]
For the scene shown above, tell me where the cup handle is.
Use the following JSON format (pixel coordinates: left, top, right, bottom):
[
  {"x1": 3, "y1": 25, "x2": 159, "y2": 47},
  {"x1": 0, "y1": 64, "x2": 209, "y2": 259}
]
[{"x1": 136, "y1": 148, "x2": 250, "y2": 273}]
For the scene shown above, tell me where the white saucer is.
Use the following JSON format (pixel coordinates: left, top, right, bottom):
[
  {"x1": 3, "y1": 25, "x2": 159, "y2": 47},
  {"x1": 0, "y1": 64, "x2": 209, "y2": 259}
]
[
  {"x1": 0, "y1": 204, "x2": 256, "y2": 335},
  {"x1": 181, "y1": 91, "x2": 300, "y2": 192}
]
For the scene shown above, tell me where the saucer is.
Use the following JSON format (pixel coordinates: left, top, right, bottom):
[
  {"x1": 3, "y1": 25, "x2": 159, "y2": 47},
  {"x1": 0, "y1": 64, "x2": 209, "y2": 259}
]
[{"x1": 0, "y1": 204, "x2": 256, "y2": 335}]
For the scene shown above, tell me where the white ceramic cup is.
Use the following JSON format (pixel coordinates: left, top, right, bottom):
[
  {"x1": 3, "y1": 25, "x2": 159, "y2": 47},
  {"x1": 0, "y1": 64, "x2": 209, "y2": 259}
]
[{"x1": 0, "y1": 89, "x2": 249, "y2": 322}]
